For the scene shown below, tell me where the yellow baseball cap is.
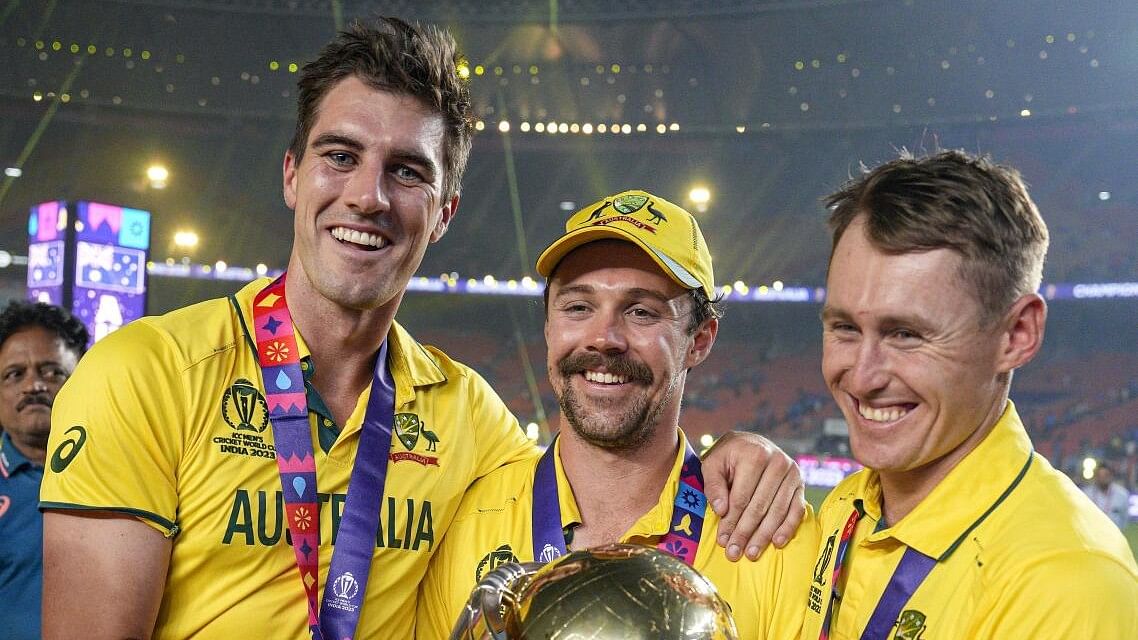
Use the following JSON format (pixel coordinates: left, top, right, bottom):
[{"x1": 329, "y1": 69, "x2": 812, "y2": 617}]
[{"x1": 536, "y1": 190, "x2": 715, "y2": 298}]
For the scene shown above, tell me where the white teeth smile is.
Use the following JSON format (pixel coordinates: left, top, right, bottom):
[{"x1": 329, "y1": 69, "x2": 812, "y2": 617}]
[
  {"x1": 331, "y1": 226, "x2": 387, "y2": 249},
  {"x1": 584, "y1": 371, "x2": 628, "y2": 384},
  {"x1": 858, "y1": 404, "x2": 909, "y2": 423}
]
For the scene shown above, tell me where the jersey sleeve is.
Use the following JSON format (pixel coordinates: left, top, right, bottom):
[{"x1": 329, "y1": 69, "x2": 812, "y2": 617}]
[
  {"x1": 970, "y1": 549, "x2": 1138, "y2": 639},
  {"x1": 760, "y1": 506, "x2": 821, "y2": 640},
  {"x1": 465, "y1": 368, "x2": 539, "y2": 480},
  {"x1": 39, "y1": 320, "x2": 187, "y2": 536}
]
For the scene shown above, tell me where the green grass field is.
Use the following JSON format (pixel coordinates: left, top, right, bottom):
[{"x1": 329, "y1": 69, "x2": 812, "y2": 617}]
[{"x1": 804, "y1": 487, "x2": 1138, "y2": 558}]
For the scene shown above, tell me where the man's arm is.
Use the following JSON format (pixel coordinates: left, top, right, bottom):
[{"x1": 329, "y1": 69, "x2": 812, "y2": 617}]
[
  {"x1": 43, "y1": 511, "x2": 171, "y2": 639},
  {"x1": 700, "y1": 431, "x2": 806, "y2": 561}
]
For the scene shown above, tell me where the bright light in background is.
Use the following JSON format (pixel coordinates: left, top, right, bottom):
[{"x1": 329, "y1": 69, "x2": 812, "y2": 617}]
[
  {"x1": 0, "y1": 250, "x2": 11, "y2": 268},
  {"x1": 498, "y1": 120, "x2": 510, "y2": 133},
  {"x1": 147, "y1": 164, "x2": 169, "y2": 189},
  {"x1": 147, "y1": 165, "x2": 169, "y2": 182},
  {"x1": 214, "y1": 260, "x2": 228, "y2": 273},
  {"x1": 699, "y1": 433, "x2": 715, "y2": 448},
  {"x1": 688, "y1": 186, "x2": 711, "y2": 212},
  {"x1": 1098, "y1": 191, "x2": 1111, "y2": 201},
  {"x1": 559, "y1": 201, "x2": 577, "y2": 211},
  {"x1": 173, "y1": 230, "x2": 199, "y2": 249},
  {"x1": 255, "y1": 263, "x2": 268, "y2": 276},
  {"x1": 1082, "y1": 456, "x2": 1097, "y2": 480},
  {"x1": 525, "y1": 422, "x2": 540, "y2": 440},
  {"x1": 4, "y1": 167, "x2": 21, "y2": 178},
  {"x1": 773, "y1": 280, "x2": 784, "y2": 291}
]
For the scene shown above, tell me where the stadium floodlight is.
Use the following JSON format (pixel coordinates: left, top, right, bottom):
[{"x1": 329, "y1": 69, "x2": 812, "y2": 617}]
[
  {"x1": 173, "y1": 230, "x2": 199, "y2": 249},
  {"x1": 147, "y1": 164, "x2": 169, "y2": 189},
  {"x1": 688, "y1": 186, "x2": 711, "y2": 209}
]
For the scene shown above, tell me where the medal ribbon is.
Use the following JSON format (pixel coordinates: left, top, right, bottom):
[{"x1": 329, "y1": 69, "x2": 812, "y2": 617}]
[
  {"x1": 253, "y1": 275, "x2": 395, "y2": 640},
  {"x1": 531, "y1": 435, "x2": 706, "y2": 565},
  {"x1": 818, "y1": 451, "x2": 1033, "y2": 639},
  {"x1": 817, "y1": 507, "x2": 938, "y2": 640},
  {"x1": 818, "y1": 507, "x2": 861, "y2": 640}
]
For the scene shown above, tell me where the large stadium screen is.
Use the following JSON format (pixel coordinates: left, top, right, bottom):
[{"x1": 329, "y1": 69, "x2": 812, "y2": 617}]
[
  {"x1": 26, "y1": 200, "x2": 67, "y2": 306},
  {"x1": 72, "y1": 201, "x2": 151, "y2": 344}
]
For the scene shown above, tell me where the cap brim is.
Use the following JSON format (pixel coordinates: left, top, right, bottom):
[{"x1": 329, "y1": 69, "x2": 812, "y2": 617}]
[{"x1": 536, "y1": 225, "x2": 703, "y2": 293}]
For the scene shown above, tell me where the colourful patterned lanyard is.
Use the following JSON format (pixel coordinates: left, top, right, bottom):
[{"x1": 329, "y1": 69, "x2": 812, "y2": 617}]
[
  {"x1": 253, "y1": 275, "x2": 396, "y2": 640},
  {"x1": 531, "y1": 435, "x2": 707, "y2": 564},
  {"x1": 819, "y1": 452, "x2": 1033, "y2": 640},
  {"x1": 818, "y1": 506, "x2": 861, "y2": 640},
  {"x1": 818, "y1": 505, "x2": 939, "y2": 640}
]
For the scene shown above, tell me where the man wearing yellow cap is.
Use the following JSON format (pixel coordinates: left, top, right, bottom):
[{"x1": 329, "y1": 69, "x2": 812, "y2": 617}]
[{"x1": 416, "y1": 190, "x2": 819, "y2": 639}]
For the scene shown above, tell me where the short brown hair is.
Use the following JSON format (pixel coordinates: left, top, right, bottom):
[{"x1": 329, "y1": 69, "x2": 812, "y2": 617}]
[
  {"x1": 825, "y1": 149, "x2": 1049, "y2": 324},
  {"x1": 289, "y1": 16, "x2": 474, "y2": 201}
]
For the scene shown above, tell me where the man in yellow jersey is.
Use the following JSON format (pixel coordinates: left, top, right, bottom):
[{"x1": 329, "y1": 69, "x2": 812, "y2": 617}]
[
  {"x1": 802, "y1": 150, "x2": 1138, "y2": 639},
  {"x1": 418, "y1": 190, "x2": 819, "y2": 640},
  {"x1": 40, "y1": 18, "x2": 803, "y2": 640}
]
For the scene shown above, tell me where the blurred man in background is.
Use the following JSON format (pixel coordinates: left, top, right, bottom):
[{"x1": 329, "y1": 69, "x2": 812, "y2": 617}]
[
  {"x1": 0, "y1": 300, "x2": 86, "y2": 640},
  {"x1": 1085, "y1": 463, "x2": 1131, "y2": 530},
  {"x1": 802, "y1": 150, "x2": 1138, "y2": 639}
]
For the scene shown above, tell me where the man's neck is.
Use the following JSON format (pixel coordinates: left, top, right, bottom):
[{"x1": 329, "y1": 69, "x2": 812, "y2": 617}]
[
  {"x1": 557, "y1": 426, "x2": 681, "y2": 549},
  {"x1": 877, "y1": 398, "x2": 1008, "y2": 525},
  {"x1": 4, "y1": 433, "x2": 46, "y2": 467},
  {"x1": 283, "y1": 272, "x2": 398, "y2": 426}
]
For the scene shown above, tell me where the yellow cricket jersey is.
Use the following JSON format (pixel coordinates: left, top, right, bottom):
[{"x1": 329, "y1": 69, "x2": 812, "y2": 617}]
[
  {"x1": 800, "y1": 401, "x2": 1138, "y2": 640},
  {"x1": 40, "y1": 278, "x2": 537, "y2": 639},
  {"x1": 417, "y1": 433, "x2": 820, "y2": 640}
]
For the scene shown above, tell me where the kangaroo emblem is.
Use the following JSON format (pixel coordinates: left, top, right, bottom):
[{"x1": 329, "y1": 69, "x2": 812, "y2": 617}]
[{"x1": 587, "y1": 200, "x2": 611, "y2": 220}]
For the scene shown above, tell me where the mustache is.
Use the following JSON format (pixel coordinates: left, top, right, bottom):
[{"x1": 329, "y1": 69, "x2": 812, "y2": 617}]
[
  {"x1": 557, "y1": 352, "x2": 653, "y2": 384},
  {"x1": 16, "y1": 394, "x2": 52, "y2": 411}
]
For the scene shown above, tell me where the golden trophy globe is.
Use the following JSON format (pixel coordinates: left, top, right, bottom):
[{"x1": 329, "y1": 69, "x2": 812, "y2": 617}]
[{"x1": 450, "y1": 543, "x2": 738, "y2": 639}]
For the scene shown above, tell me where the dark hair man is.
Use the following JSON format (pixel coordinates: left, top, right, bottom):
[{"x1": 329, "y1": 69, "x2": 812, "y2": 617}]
[
  {"x1": 802, "y1": 150, "x2": 1138, "y2": 639},
  {"x1": 0, "y1": 300, "x2": 86, "y2": 640}
]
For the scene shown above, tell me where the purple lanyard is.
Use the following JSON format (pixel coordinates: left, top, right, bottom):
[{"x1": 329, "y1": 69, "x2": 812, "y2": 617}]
[
  {"x1": 818, "y1": 506, "x2": 937, "y2": 640},
  {"x1": 531, "y1": 435, "x2": 706, "y2": 564},
  {"x1": 820, "y1": 452, "x2": 1035, "y2": 640},
  {"x1": 253, "y1": 275, "x2": 395, "y2": 640}
]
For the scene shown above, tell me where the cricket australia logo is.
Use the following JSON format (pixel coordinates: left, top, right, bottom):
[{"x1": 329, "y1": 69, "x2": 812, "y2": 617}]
[
  {"x1": 892, "y1": 609, "x2": 928, "y2": 640},
  {"x1": 221, "y1": 378, "x2": 269, "y2": 433},
  {"x1": 328, "y1": 572, "x2": 360, "y2": 613},
  {"x1": 476, "y1": 544, "x2": 520, "y2": 582},
  {"x1": 584, "y1": 193, "x2": 665, "y2": 232},
  {"x1": 389, "y1": 413, "x2": 440, "y2": 467}
]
